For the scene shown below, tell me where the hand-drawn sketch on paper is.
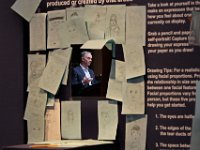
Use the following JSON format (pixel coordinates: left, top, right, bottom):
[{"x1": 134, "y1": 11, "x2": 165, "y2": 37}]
[
  {"x1": 66, "y1": 7, "x2": 85, "y2": 20},
  {"x1": 61, "y1": 101, "x2": 81, "y2": 139},
  {"x1": 123, "y1": 43, "x2": 146, "y2": 79},
  {"x1": 125, "y1": 115, "x2": 147, "y2": 150},
  {"x1": 106, "y1": 78, "x2": 123, "y2": 102},
  {"x1": 24, "y1": 88, "x2": 47, "y2": 120},
  {"x1": 126, "y1": 6, "x2": 146, "y2": 44},
  {"x1": 45, "y1": 99, "x2": 61, "y2": 141},
  {"x1": 30, "y1": 13, "x2": 46, "y2": 51},
  {"x1": 122, "y1": 77, "x2": 145, "y2": 114},
  {"x1": 84, "y1": 6, "x2": 107, "y2": 39},
  {"x1": 53, "y1": 47, "x2": 72, "y2": 85},
  {"x1": 11, "y1": 0, "x2": 42, "y2": 22},
  {"x1": 98, "y1": 100, "x2": 118, "y2": 140},
  {"x1": 27, "y1": 115, "x2": 44, "y2": 143},
  {"x1": 28, "y1": 54, "x2": 46, "y2": 89},
  {"x1": 105, "y1": 5, "x2": 126, "y2": 44},
  {"x1": 189, "y1": 11, "x2": 200, "y2": 46},
  {"x1": 64, "y1": 18, "x2": 89, "y2": 44},
  {"x1": 47, "y1": 10, "x2": 69, "y2": 49},
  {"x1": 39, "y1": 48, "x2": 72, "y2": 95}
]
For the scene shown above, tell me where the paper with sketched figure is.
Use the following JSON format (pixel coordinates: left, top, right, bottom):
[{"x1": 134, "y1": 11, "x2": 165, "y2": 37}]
[
  {"x1": 66, "y1": 7, "x2": 85, "y2": 20},
  {"x1": 64, "y1": 18, "x2": 89, "y2": 44},
  {"x1": 51, "y1": 48, "x2": 72, "y2": 85},
  {"x1": 122, "y1": 77, "x2": 145, "y2": 114},
  {"x1": 11, "y1": 0, "x2": 42, "y2": 22},
  {"x1": 125, "y1": 115, "x2": 147, "y2": 150},
  {"x1": 98, "y1": 100, "x2": 118, "y2": 140},
  {"x1": 28, "y1": 54, "x2": 46, "y2": 90},
  {"x1": 84, "y1": 5, "x2": 107, "y2": 40},
  {"x1": 126, "y1": 6, "x2": 146, "y2": 44},
  {"x1": 123, "y1": 43, "x2": 146, "y2": 79},
  {"x1": 30, "y1": 13, "x2": 47, "y2": 51},
  {"x1": 47, "y1": 10, "x2": 70, "y2": 49},
  {"x1": 27, "y1": 115, "x2": 44, "y2": 144},
  {"x1": 45, "y1": 99, "x2": 61, "y2": 141},
  {"x1": 24, "y1": 88, "x2": 47, "y2": 120},
  {"x1": 38, "y1": 48, "x2": 72, "y2": 95},
  {"x1": 61, "y1": 101, "x2": 81, "y2": 139},
  {"x1": 105, "y1": 5, "x2": 126, "y2": 44}
]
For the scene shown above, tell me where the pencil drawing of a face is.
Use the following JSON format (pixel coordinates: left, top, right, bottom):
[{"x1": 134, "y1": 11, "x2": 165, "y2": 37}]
[{"x1": 30, "y1": 61, "x2": 44, "y2": 79}]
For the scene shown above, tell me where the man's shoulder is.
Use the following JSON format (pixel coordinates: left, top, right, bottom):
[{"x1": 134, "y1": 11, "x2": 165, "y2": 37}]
[{"x1": 73, "y1": 65, "x2": 81, "y2": 71}]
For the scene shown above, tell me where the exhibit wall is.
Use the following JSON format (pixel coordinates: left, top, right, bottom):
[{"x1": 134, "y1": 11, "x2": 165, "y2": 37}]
[
  {"x1": 0, "y1": 0, "x2": 27, "y2": 148},
  {"x1": 1, "y1": 0, "x2": 200, "y2": 150}
]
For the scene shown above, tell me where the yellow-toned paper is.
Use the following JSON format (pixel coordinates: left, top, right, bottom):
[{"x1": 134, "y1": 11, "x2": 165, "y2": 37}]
[{"x1": 45, "y1": 99, "x2": 61, "y2": 141}]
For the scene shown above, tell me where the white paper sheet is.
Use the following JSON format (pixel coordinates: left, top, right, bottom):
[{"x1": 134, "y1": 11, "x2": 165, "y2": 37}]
[
  {"x1": 45, "y1": 99, "x2": 61, "y2": 141},
  {"x1": 126, "y1": 6, "x2": 146, "y2": 44},
  {"x1": 106, "y1": 78, "x2": 123, "y2": 102},
  {"x1": 11, "y1": 0, "x2": 42, "y2": 22},
  {"x1": 122, "y1": 77, "x2": 145, "y2": 114},
  {"x1": 66, "y1": 7, "x2": 85, "y2": 20},
  {"x1": 105, "y1": 5, "x2": 126, "y2": 44},
  {"x1": 81, "y1": 39, "x2": 115, "y2": 50},
  {"x1": 28, "y1": 54, "x2": 46, "y2": 89},
  {"x1": 123, "y1": 43, "x2": 146, "y2": 79},
  {"x1": 61, "y1": 101, "x2": 81, "y2": 139},
  {"x1": 64, "y1": 18, "x2": 89, "y2": 44},
  {"x1": 110, "y1": 59, "x2": 126, "y2": 81},
  {"x1": 39, "y1": 48, "x2": 72, "y2": 95},
  {"x1": 27, "y1": 115, "x2": 44, "y2": 143},
  {"x1": 84, "y1": 6, "x2": 107, "y2": 40},
  {"x1": 30, "y1": 13, "x2": 46, "y2": 51},
  {"x1": 98, "y1": 100, "x2": 118, "y2": 140},
  {"x1": 125, "y1": 115, "x2": 147, "y2": 150},
  {"x1": 53, "y1": 48, "x2": 72, "y2": 85},
  {"x1": 24, "y1": 88, "x2": 47, "y2": 120},
  {"x1": 47, "y1": 10, "x2": 69, "y2": 49}
]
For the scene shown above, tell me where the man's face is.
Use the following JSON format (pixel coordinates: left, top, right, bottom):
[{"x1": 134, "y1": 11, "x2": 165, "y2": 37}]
[{"x1": 82, "y1": 53, "x2": 92, "y2": 67}]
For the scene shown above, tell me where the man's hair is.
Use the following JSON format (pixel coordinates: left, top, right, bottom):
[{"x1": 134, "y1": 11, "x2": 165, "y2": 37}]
[{"x1": 80, "y1": 51, "x2": 91, "y2": 58}]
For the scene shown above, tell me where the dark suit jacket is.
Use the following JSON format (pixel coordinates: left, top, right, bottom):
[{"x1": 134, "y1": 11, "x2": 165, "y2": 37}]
[{"x1": 71, "y1": 65, "x2": 96, "y2": 96}]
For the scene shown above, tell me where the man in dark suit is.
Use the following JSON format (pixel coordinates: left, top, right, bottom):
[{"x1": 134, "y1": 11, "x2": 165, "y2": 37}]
[{"x1": 71, "y1": 51, "x2": 97, "y2": 96}]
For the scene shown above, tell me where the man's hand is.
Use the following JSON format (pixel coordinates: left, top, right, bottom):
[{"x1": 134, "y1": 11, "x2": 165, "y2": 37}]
[{"x1": 82, "y1": 76, "x2": 93, "y2": 85}]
